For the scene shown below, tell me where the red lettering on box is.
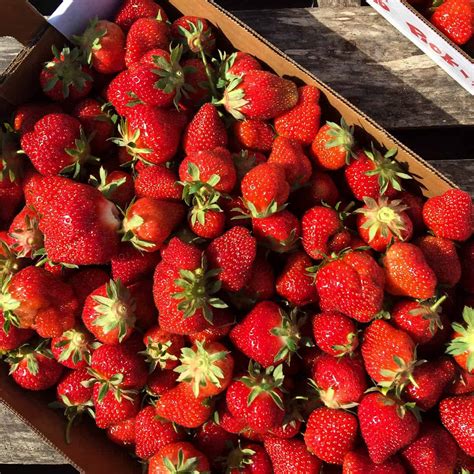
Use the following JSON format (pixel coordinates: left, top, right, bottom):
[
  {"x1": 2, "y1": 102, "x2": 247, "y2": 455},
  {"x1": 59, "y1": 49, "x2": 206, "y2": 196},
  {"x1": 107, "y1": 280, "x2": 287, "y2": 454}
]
[
  {"x1": 441, "y1": 53, "x2": 458, "y2": 67},
  {"x1": 407, "y1": 22, "x2": 427, "y2": 43},
  {"x1": 373, "y1": 0, "x2": 390, "y2": 11},
  {"x1": 429, "y1": 42, "x2": 442, "y2": 54}
]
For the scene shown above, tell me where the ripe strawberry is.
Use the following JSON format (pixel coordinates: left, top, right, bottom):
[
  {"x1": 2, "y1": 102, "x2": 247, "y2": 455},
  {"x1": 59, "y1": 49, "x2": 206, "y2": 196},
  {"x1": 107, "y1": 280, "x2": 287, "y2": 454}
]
[
  {"x1": 21, "y1": 113, "x2": 95, "y2": 177},
  {"x1": 345, "y1": 147, "x2": 411, "y2": 200},
  {"x1": 312, "y1": 353, "x2": 367, "y2": 408},
  {"x1": 195, "y1": 422, "x2": 237, "y2": 470},
  {"x1": 312, "y1": 311, "x2": 358, "y2": 357},
  {"x1": 187, "y1": 311, "x2": 234, "y2": 346},
  {"x1": 405, "y1": 357, "x2": 457, "y2": 410},
  {"x1": 315, "y1": 250, "x2": 385, "y2": 323},
  {"x1": 142, "y1": 326, "x2": 184, "y2": 371},
  {"x1": 40, "y1": 47, "x2": 92, "y2": 102},
  {"x1": 206, "y1": 226, "x2": 257, "y2": 292},
  {"x1": 89, "y1": 168, "x2": 135, "y2": 210},
  {"x1": 8, "y1": 206, "x2": 43, "y2": 258},
  {"x1": 188, "y1": 207, "x2": 226, "y2": 240},
  {"x1": 183, "y1": 103, "x2": 228, "y2": 155},
  {"x1": 135, "y1": 405, "x2": 185, "y2": 460},
  {"x1": 171, "y1": 16, "x2": 215, "y2": 54},
  {"x1": 181, "y1": 58, "x2": 211, "y2": 106},
  {"x1": 149, "y1": 442, "x2": 210, "y2": 474},
  {"x1": 383, "y1": 242, "x2": 437, "y2": 299},
  {"x1": 311, "y1": 119, "x2": 354, "y2": 170},
  {"x1": 264, "y1": 437, "x2": 321, "y2": 474},
  {"x1": 358, "y1": 392, "x2": 420, "y2": 464},
  {"x1": 447, "y1": 306, "x2": 474, "y2": 373},
  {"x1": 439, "y1": 395, "x2": 474, "y2": 456},
  {"x1": 122, "y1": 197, "x2": 185, "y2": 252},
  {"x1": 423, "y1": 189, "x2": 472, "y2": 241},
  {"x1": 107, "y1": 417, "x2": 136, "y2": 447},
  {"x1": 304, "y1": 407, "x2": 358, "y2": 464},
  {"x1": 37, "y1": 177, "x2": 121, "y2": 265},
  {"x1": 231, "y1": 302, "x2": 306, "y2": 367},
  {"x1": 342, "y1": 448, "x2": 406, "y2": 474},
  {"x1": 114, "y1": 0, "x2": 168, "y2": 31},
  {"x1": 267, "y1": 136, "x2": 312, "y2": 186},
  {"x1": 231, "y1": 119, "x2": 274, "y2": 152},
  {"x1": 275, "y1": 251, "x2": 318, "y2": 307},
  {"x1": 449, "y1": 367, "x2": 474, "y2": 395},
  {"x1": 431, "y1": 0, "x2": 473, "y2": 45},
  {"x1": 154, "y1": 382, "x2": 213, "y2": 428},
  {"x1": 51, "y1": 327, "x2": 92, "y2": 369},
  {"x1": 13, "y1": 102, "x2": 63, "y2": 136},
  {"x1": 460, "y1": 240, "x2": 474, "y2": 293},
  {"x1": 237, "y1": 255, "x2": 275, "y2": 305},
  {"x1": 6, "y1": 342, "x2": 63, "y2": 391},
  {"x1": 146, "y1": 369, "x2": 178, "y2": 397},
  {"x1": 67, "y1": 267, "x2": 110, "y2": 306},
  {"x1": 134, "y1": 165, "x2": 182, "y2": 201},
  {"x1": 307, "y1": 171, "x2": 340, "y2": 207},
  {"x1": 225, "y1": 443, "x2": 272, "y2": 473},
  {"x1": 226, "y1": 364, "x2": 285, "y2": 434},
  {"x1": 252, "y1": 210, "x2": 300, "y2": 253},
  {"x1": 124, "y1": 17, "x2": 170, "y2": 66},
  {"x1": 221, "y1": 71, "x2": 298, "y2": 120},
  {"x1": 241, "y1": 163, "x2": 290, "y2": 217},
  {"x1": 399, "y1": 190, "x2": 425, "y2": 233},
  {"x1": 105, "y1": 70, "x2": 133, "y2": 117},
  {"x1": 223, "y1": 51, "x2": 262, "y2": 79},
  {"x1": 0, "y1": 184, "x2": 23, "y2": 228},
  {"x1": 0, "y1": 311, "x2": 33, "y2": 353}
]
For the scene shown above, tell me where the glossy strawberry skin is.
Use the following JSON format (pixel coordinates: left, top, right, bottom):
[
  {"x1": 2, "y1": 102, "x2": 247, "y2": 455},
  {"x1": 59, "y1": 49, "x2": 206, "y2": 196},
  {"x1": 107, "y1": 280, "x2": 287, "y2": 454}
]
[
  {"x1": 149, "y1": 442, "x2": 210, "y2": 474},
  {"x1": 67, "y1": 268, "x2": 110, "y2": 307},
  {"x1": 431, "y1": 0, "x2": 473, "y2": 45},
  {"x1": 56, "y1": 367, "x2": 93, "y2": 406},
  {"x1": 134, "y1": 165, "x2": 182, "y2": 202},
  {"x1": 0, "y1": 312, "x2": 33, "y2": 352},
  {"x1": 114, "y1": 0, "x2": 168, "y2": 31},
  {"x1": 107, "y1": 417, "x2": 136, "y2": 447},
  {"x1": 10, "y1": 352, "x2": 63, "y2": 391},
  {"x1": 231, "y1": 119, "x2": 273, "y2": 153},
  {"x1": 342, "y1": 448, "x2": 406, "y2": 474}
]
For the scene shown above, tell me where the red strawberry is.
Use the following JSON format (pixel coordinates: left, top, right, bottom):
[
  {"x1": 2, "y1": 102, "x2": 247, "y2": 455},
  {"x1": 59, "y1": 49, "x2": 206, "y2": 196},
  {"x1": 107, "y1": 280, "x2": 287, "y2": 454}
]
[
  {"x1": 75, "y1": 19, "x2": 126, "y2": 74},
  {"x1": 238, "y1": 255, "x2": 275, "y2": 305},
  {"x1": 431, "y1": 0, "x2": 473, "y2": 45},
  {"x1": 40, "y1": 47, "x2": 92, "y2": 102},
  {"x1": 312, "y1": 311, "x2": 358, "y2": 357},
  {"x1": 134, "y1": 165, "x2": 182, "y2": 201},
  {"x1": 146, "y1": 369, "x2": 178, "y2": 397},
  {"x1": 230, "y1": 301, "x2": 306, "y2": 367},
  {"x1": 154, "y1": 382, "x2": 213, "y2": 428},
  {"x1": 37, "y1": 177, "x2": 121, "y2": 265},
  {"x1": 276, "y1": 251, "x2": 318, "y2": 307},
  {"x1": 307, "y1": 171, "x2": 340, "y2": 207},
  {"x1": 51, "y1": 327, "x2": 92, "y2": 369},
  {"x1": 439, "y1": 395, "x2": 474, "y2": 456},
  {"x1": 124, "y1": 17, "x2": 170, "y2": 66},
  {"x1": 13, "y1": 102, "x2": 63, "y2": 136},
  {"x1": 107, "y1": 417, "x2": 136, "y2": 447},
  {"x1": 89, "y1": 168, "x2": 135, "y2": 210},
  {"x1": 231, "y1": 119, "x2": 274, "y2": 153},
  {"x1": 8, "y1": 206, "x2": 43, "y2": 258},
  {"x1": 105, "y1": 70, "x2": 133, "y2": 117},
  {"x1": 67, "y1": 267, "x2": 110, "y2": 306},
  {"x1": 252, "y1": 210, "x2": 300, "y2": 253},
  {"x1": 383, "y1": 242, "x2": 437, "y2": 299},
  {"x1": 449, "y1": 367, "x2": 474, "y2": 395},
  {"x1": 221, "y1": 71, "x2": 298, "y2": 120},
  {"x1": 447, "y1": 306, "x2": 474, "y2": 373},
  {"x1": 358, "y1": 392, "x2": 420, "y2": 464},
  {"x1": 149, "y1": 442, "x2": 210, "y2": 474},
  {"x1": 399, "y1": 191, "x2": 425, "y2": 233},
  {"x1": 7, "y1": 342, "x2": 63, "y2": 390},
  {"x1": 423, "y1": 189, "x2": 472, "y2": 241},
  {"x1": 206, "y1": 226, "x2": 257, "y2": 292},
  {"x1": 171, "y1": 16, "x2": 216, "y2": 54},
  {"x1": 181, "y1": 58, "x2": 211, "y2": 106},
  {"x1": 225, "y1": 51, "x2": 262, "y2": 77},
  {"x1": 304, "y1": 407, "x2": 358, "y2": 464},
  {"x1": 195, "y1": 421, "x2": 237, "y2": 470},
  {"x1": 0, "y1": 184, "x2": 23, "y2": 228},
  {"x1": 241, "y1": 163, "x2": 290, "y2": 218},
  {"x1": 114, "y1": 0, "x2": 168, "y2": 31},
  {"x1": 188, "y1": 308, "x2": 235, "y2": 344},
  {"x1": 142, "y1": 326, "x2": 184, "y2": 371},
  {"x1": 226, "y1": 443, "x2": 273, "y2": 473},
  {"x1": 343, "y1": 448, "x2": 406, "y2": 474},
  {"x1": 460, "y1": 240, "x2": 474, "y2": 293},
  {"x1": 0, "y1": 310, "x2": 33, "y2": 352}
]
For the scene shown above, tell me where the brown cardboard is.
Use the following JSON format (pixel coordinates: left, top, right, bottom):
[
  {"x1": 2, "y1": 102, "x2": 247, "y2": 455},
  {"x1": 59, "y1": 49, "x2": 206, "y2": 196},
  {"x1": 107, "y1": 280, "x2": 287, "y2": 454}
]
[{"x1": 0, "y1": 0, "x2": 459, "y2": 473}]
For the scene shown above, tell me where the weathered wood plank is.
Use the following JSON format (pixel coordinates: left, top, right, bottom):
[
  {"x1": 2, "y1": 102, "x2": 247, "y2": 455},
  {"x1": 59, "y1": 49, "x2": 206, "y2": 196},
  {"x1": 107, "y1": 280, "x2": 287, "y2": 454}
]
[
  {"x1": 317, "y1": 0, "x2": 361, "y2": 7},
  {"x1": 235, "y1": 7, "x2": 474, "y2": 129}
]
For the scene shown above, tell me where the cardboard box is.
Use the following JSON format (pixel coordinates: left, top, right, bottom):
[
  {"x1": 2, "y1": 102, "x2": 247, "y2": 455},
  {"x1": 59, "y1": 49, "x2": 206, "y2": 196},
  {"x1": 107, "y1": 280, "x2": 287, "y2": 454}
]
[
  {"x1": 367, "y1": 0, "x2": 474, "y2": 95},
  {"x1": 0, "y1": 0, "x2": 459, "y2": 472}
]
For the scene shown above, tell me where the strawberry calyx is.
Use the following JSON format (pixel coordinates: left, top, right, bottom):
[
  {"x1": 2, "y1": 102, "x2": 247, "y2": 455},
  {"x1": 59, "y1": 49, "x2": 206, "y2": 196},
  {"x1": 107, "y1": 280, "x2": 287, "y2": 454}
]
[
  {"x1": 9, "y1": 213, "x2": 44, "y2": 258},
  {"x1": 378, "y1": 353, "x2": 425, "y2": 396},
  {"x1": 6, "y1": 340, "x2": 52, "y2": 375},
  {"x1": 112, "y1": 120, "x2": 153, "y2": 166},
  {"x1": 162, "y1": 448, "x2": 200, "y2": 473},
  {"x1": 0, "y1": 129, "x2": 22, "y2": 184},
  {"x1": 332, "y1": 332, "x2": 358, "y2": 358},
  {"x1": 226, "y1": 442, "x2": 256, "y2": 471},
  {"x1": 0, "y1": 275, "x2": 21, "y2": 333},
  {"x1": 83, "y1": 368, "x2": 136, "y2": 402},
  {"x1": 89, "y1": 167, "x2": 127, "y2": 202},
  {"x1": 172, "y1": 256, "x2": 228, "y2": 322},
  {"x1": 308, "y1": 378, "x2": 358, "y2": 410},
  {"x1": 91, "y1": 279, "x2": 136, "y2": 342},
  {"x1": 243, "y1": 198, "x2": 287, "y2": 219},
  {"x1": 447, "y1": 306, "x2": 474, "y2": 372},
  {"x1": 177, "y1": 19, "x2": 215, "y2": 55},
  {"x1": 408, "y1": 294, "x2": 446, "y2": 336},
  {"x1": 174, "y1": 340, "x2": 229, "y2": 397},
  {"x1": 376, "y1": 391, "x2": 422, "y2": 421},
  {"x1": 0, "y1": 239, "x2": 22, "y2": 280},
  {"x1": 121, "y1": 207, "x2": 157, "y2": 252},
  {"x1": 216, "y1": 76, "x2": 248, "y2": 120},
  {"x1": 62, "y1": 126, "x2": 99, "y2": 179},
  {"x1": 140, "y1": 338, "x2": 178, "y2": 373},
  {"x1": 72, "y1": 17, "x2": 107, "y2": 65},
  {"x1": 325, "y1": 118, "x2": 355, "y2": 163},
  {"x1": 54, "y1": 328, "x2": 92, "y2": 366}
]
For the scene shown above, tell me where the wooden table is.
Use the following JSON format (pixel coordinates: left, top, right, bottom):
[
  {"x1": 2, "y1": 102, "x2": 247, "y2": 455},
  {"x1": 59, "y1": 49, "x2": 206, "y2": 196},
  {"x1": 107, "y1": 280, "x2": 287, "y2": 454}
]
[{"x1": 0, "y1": 2, "x2": 473, "y2": 470}]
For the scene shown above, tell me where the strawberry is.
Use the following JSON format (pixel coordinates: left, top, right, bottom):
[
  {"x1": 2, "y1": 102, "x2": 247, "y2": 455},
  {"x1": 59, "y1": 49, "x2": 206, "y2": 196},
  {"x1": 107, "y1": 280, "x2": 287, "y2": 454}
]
[
  {"x1": 148, "y1": 442, "x2": 210, "y2": 474},
  {"x1": 241, "y1": 163, "x2": 290, "y2": 218},
  {"x1": 21, "y1": 113, "x2": 95, "y2": 177},
  {"x1": 355, "y1": 197, "x2": 413, "y2": 252},
  {"x1": 40, "y1": 47, "x2": 92, "y2": 102},
  {"x1": 105, "y1": 70, "x2": 134, "y2": 117},
  {"x1": 67, "y1": 267, "x2": 110, "y2": 306},
  {"x1": 312, "y1": 353, "x2": 367, "y2": 408},
  {"x1": 342, "y1": 448, "x2": 406, "y2": 474},
  {"x1": 252, "y1": 210, "x2": 300, "y2": 253},
  {"x1": 311, "y1": 119, "x2": 354, "y2": 170},
  {"x1": 345, "y1": 147, "x2": 411, "y2": 200},
  {"x1": 361, "y1": 319, "x2": 417, "y2": 392},
  {"x1": 225, "y1": 364, "x2": 285, "y2": 434},
  {"x1": 238, "y1": 255, "x2": 275, "y2": 305},
  {"x1": 383, "y1": 242, "x2": 437, "y2": 299},
  {"x1": 226, "y1": 443, "x2": 273, "y2": 473},
  {"x1": 264, "y1": 437, "x2": 322, "y2": 474},
  {"x1": 13, "y1": 102, "x2": 63, "y2": 136},
  {"x1": 230, "y1": 302, "x2": 306, "y2": 367},
  {"x1": 312, "y1": 311, "x2": 358, "y2": 357},
  {"x1": 0, "y1": 184, "x2": 23, "y2": 229},
  {"x1": 107, "y1": 417, "x2": 136, "y2": 447},
  {"x1": 405, "y1": 357, "x2": 457, "y2": 411},
  {"x1": 399, "y1": 191, "x2": 425, "y2": 233},
  {"x1": 231, "y1": 119, "x2": 274, "y2": 153},
  {"x1": 6, "y1": 342, "x2": 63, "y2": 391},
  {"x1": 439, "y1": 395, "x2": 474, "y2": 456},
  {"x1": 304, "y1": 407, "x2": 358, "y2": 464},
  {"x1": 122, "y1": 197, "x2": 185, "y2": 252},
  {"x1": 0, "y1": 235, "x2": 22, "y2": 280},
  {"x1": 146, "y1": 369, "x2": 178, "y2": 397},
  {"x1": 221, "y1": 71, "x2": 298, "y2": 120},
  {"x1": 124, "y1": 17, "x2": 170, "y2": 67},
  {"x1": 307, "y1": 171, "x2": 340, "y2": 207},
  {"x1": 449, "y1": 367, "x2": 474, "y2": 395},
  {"x1": 134, "y1": 165, "x2": 182, "y2": 201},
  {"x1": 181, "y1": 58, "x2": 211, "y2": 106},
  {"x1": 431, "y1": 0, "x2": 473, "y2": 45},
  {"x1": 154, "y1": 382, "x2": 213, "y2": 428},
  {"x1": 174, "y1": 341, "x2": 234, "y2": 397},
  {"x1": 224, "y1": 51, "x2": 262, "y2": 78},
  {"x1": 8, "y1": 206, "x2": 43, "y2": 258},
  {"x1": 0, "y1": 265, "x2": 77, "y2": 338},
  {"x1": 275, "y1": 251, "x2": 318, "y2": 307},
  {"x1": 423, "y1": 189, "x2": 472, "y2": 241},
  {"x1": 114, "y1": 0, "x2": 168, "y2": 31},
  {"x1": 460, "y1": 240, "x2": 474, "y2": 293},
  {"x1": 89, "y1": 168, "x2": 135, "y2": 210},
  {"x1": 135, "y1": 405, "x2": 184, "y2": 460},
  {"x1": 358, "y1": 392, "x2": 420, "y2": 464},
  {"x1": 188, "y1": 207, "x2": 226, "y2": 240},
  {"x1": 51, "y1": 327, "x2": 92, "y2": 369},
  {"x1": 142, "y1": 326, "x2": 184, "y2": 371},
  {"x1": 447, "y1": 306, "x2": 474, "y2": 373},
  {"x1": 206, "y1": 226, "x2": 257, "y2": 292},
  {"x1": 171, "y1": 16, "x2": 216, "y2": 54},
  {"x1": 37, "y1": 177, "x2": 121, "y2": 265},
  {"x1": 315, "y1": 250, "x2": 385, "y2": 323},
  {"x1": 274, "y1": 85, "x2": 321, "y2": 145},
  {"x1": 183, "y1": 103, "x2": 228, "y2": 155},
  {"x1": 267, "y1": 136, "x2": 312, "y2": 186},
  {"x1": 0, "y1": 311, "x2": 33, "y2": 353},
  {"x1": 195, "y1": 421, "x2": 238, "y2": 466}
]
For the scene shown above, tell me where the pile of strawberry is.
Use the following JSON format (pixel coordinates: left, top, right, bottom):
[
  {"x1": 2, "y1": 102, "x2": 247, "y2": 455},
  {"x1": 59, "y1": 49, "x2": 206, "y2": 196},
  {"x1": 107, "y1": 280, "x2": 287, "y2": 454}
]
[{"x1": 0, "y1": 0, "x2": 473, "y2": 472}]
